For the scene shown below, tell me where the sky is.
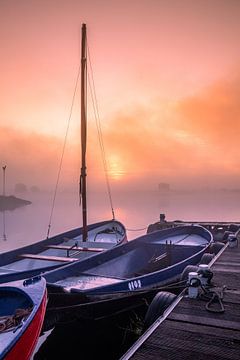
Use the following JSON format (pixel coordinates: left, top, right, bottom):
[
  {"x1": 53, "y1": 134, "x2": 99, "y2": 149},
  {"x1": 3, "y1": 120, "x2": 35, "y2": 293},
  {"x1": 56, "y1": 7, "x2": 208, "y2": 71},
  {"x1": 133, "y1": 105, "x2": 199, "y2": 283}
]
[{"x1": 1, "y1": 0, "x2": 240, "y2": 193}]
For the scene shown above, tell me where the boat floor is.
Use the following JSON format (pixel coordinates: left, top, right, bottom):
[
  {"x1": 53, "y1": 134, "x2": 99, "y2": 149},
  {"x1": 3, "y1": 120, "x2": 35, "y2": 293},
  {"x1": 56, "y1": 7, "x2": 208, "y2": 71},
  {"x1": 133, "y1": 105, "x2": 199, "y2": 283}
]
[{"x1": 55, "y1": 274, "x2": 124, "y2": 292}]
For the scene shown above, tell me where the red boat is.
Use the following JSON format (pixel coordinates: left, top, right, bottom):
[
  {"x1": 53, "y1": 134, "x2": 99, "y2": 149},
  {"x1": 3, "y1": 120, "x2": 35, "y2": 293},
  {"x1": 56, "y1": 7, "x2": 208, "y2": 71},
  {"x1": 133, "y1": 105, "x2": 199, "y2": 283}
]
[{"x1": 0, "y1": 276, "x2": 47, "y2": 360}]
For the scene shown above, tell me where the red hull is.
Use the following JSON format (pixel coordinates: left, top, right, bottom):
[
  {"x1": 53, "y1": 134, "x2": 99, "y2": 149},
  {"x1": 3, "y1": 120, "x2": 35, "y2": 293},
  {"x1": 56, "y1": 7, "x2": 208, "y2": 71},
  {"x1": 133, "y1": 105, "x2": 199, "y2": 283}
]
[{"x1": 5, "y1": 290, "x2": 47, "y2": 360}]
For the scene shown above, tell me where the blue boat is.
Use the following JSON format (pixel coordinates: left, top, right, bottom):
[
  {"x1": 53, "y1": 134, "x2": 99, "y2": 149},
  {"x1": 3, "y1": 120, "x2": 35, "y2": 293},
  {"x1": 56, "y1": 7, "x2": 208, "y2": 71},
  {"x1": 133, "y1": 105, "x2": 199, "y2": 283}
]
[
  {"x1": 43, "y1": 224, "x2": 213, "y2": 322},
  {"x1": 0, "y1": 276, "x2": 47, "y2": 360},
  {"x1": 0, "y1": 220, "x2": 127, "y2": 284}
]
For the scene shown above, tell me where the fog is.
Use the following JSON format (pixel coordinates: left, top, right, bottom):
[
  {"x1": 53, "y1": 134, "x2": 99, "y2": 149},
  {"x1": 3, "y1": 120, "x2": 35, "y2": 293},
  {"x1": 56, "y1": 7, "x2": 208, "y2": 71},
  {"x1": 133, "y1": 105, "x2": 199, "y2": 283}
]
[{"x1": 1, "y1": 73, "x2": 240, "y2": 194}]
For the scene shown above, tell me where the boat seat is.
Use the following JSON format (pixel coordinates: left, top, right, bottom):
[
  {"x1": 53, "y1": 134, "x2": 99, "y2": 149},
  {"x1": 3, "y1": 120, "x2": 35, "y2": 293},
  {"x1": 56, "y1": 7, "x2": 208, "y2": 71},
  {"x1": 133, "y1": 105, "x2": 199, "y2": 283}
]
[
  {"x1": 46, "y1": 245, "x2": 104, "y2": 252},
  {"x1": 19, "y1": 254, "x2": 79, "y2": 263}
]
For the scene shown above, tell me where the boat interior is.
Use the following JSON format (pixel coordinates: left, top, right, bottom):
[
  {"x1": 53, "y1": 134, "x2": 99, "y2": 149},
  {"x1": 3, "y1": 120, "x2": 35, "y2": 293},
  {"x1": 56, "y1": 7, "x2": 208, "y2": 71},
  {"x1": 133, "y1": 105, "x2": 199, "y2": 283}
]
[
  {"x1": 0, "y1": 288, "x2": 33, "y2": 317},
  {"x1": 0, "y1": 287, "x2": 33, "y2": 350},
  {"x1": 0, "y1": 221, "x2": 125, "y2": 277},
  {"x1": 52, "y1": 242, "x2": 205, "y2": 292},
  {"x1": 80, "y1": 243, "x2": 204, "y2": 279}
]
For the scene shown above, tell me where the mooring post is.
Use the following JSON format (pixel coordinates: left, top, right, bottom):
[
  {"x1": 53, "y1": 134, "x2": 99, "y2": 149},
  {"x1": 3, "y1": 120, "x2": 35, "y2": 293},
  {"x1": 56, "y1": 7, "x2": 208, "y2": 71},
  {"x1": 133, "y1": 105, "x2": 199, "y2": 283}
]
[{"x1": 2, "y1": 165, "x2": 6, "y2": 196}]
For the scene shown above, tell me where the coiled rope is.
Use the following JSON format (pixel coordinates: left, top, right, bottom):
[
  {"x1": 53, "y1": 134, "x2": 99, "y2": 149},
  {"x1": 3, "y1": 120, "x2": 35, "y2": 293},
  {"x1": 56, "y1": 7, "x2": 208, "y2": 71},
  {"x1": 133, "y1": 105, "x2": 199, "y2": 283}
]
[
  {"x1": 0, "y1": 307, "x2": 32, "y2": 333},
  {"x1": 199, "y1": 284, "x2": 226, "y2": 313},
  {"x1": 187, "y1": 275, "x2": 225, "y2": 313}
]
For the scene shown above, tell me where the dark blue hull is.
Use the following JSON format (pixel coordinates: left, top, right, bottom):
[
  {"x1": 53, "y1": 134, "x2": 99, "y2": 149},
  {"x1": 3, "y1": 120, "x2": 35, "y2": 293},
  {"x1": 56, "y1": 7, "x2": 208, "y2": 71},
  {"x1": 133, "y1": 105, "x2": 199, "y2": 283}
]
[
  {"x1": 0, "y1": 220, "x2": 127, "y2": 284},
  {"x1": 45, "y1": 225, "x2": 212, "y2": 302}
]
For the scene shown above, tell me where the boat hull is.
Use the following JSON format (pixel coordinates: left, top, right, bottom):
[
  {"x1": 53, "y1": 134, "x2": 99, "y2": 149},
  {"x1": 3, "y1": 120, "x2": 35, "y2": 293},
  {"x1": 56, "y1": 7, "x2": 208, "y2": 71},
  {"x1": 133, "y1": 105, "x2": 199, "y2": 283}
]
[
  {"x1": 43, "y1": 225, "x2": 212, "y2": 323},
  {"x1": 0, "y1": 277, "x2": 47, "y2": 360},
  {"x1": 0, "y1": 220, "x2": 127, "y2": 284}
]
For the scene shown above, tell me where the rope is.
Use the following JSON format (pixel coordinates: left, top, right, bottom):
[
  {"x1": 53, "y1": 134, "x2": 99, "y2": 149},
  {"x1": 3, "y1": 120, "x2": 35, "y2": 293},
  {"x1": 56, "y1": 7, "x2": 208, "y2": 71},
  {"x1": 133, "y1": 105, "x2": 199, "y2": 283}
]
[
  {"x1": 46, "y1": 64, "x2": 81, "y2": 239},
  {"x1": 199, "y1": 284, "x2": 226, "y2": 313},
  {"x1": 126, "y1": 227, "x2": 148, "y2": 232},
  {"x1": 0, "y1": 307, "x2": 32, "y2": 333},
  {"x1": 87, "y1": 43, "x2": 115, "y2": 220}
]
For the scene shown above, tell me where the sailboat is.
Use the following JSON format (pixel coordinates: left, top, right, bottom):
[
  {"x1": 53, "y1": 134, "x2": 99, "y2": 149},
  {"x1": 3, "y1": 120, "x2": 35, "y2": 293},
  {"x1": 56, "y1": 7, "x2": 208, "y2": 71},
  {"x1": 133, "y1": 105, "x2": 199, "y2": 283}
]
[{"x1": 0, "y1": 24, "x2": 127, "y2": 284}]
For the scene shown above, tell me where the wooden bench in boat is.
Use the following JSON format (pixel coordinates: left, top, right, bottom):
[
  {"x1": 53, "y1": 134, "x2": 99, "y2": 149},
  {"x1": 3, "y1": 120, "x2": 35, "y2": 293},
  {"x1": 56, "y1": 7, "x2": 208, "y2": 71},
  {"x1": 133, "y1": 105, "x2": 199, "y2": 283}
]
[
  {"x1": 19, "y1": 254, "x2": 79, "y2": 263},
  {"x1": 46, "y1": 245, "x2": 105, "y2": 252},
  {"x1": 62, "y1": 237, "x2": 115, "y2": 249}
]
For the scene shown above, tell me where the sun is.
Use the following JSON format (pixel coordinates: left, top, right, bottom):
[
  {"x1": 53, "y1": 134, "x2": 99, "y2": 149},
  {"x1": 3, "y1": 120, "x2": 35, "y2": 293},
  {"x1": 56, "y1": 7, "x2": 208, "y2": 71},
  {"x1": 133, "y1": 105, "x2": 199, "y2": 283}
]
[{"x1": 107, "y1": 155, "x2": 125, "y2": 180}]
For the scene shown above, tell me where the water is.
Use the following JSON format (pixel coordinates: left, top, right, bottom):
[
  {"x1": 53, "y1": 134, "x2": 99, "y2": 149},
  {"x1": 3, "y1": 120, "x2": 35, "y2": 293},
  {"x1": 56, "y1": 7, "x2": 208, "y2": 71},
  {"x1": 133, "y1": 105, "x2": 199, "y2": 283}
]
[
  {"x1": 1, "y1": 188, "x2": 240, "y2": 359},
  {"x1": 1, "y1": 189, "x2": 240, "y2": 248}
]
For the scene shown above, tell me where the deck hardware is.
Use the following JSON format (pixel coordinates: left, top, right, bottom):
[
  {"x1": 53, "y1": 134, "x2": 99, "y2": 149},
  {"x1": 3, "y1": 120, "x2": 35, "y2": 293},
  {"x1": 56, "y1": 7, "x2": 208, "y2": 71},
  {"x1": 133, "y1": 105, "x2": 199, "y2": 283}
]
[
  {"x1": 187, "y1": 272, "x2": 200, "y2": 298},
  {"x1": 198, "y1": 264, "x2": 213, "y2": 286},
  {"x1": 228, "y1": 234, "x2": 238, "y2": 248}
]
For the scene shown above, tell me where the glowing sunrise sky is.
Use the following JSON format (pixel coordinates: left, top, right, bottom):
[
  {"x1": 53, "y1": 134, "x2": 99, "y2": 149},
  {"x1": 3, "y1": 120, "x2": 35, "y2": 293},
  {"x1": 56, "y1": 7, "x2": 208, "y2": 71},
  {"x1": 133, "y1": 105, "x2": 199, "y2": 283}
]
[{"x1": 1, "y1": 0, "x2": 240, "y2": 192}]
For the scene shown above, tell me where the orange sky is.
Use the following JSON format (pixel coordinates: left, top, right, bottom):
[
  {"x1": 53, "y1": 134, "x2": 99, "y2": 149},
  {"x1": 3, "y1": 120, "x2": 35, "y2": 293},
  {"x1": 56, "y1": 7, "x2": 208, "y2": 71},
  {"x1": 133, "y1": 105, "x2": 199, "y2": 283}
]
[{"x1": 1, "y1": 0, "x2": 240, "y2": 192}]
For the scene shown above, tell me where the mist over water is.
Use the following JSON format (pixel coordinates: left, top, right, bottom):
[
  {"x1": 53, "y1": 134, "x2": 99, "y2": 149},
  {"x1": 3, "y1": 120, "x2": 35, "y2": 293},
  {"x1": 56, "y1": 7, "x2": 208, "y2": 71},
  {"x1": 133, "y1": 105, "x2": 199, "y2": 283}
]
[{"x1": 1, "y1": 189, "x2": 240, "y2": 251}]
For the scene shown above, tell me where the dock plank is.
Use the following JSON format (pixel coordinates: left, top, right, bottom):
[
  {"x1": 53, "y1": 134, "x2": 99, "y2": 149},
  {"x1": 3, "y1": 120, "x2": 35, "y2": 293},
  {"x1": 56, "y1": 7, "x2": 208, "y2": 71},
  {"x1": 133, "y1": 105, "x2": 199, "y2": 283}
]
[
  {"x1": 127, "y1": 243, "x2": 240, "y2": 360},
  {"x1": 132, "y1": 320, "x2": 240, "y2": 360}
]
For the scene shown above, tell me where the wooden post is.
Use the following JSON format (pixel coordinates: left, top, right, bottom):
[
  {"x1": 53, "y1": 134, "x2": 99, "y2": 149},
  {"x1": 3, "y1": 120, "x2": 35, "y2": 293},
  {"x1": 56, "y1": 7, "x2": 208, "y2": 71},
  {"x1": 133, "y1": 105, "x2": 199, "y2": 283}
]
[
  {"x1": 166, "y1": 240, "x2": 172, "y2": 266},
  {"x1": 80, "y1": 24, "x2": 88, "y2": 242},
  {"x1": 2, "y1": 165, "x2": 6, "y2": 196}
]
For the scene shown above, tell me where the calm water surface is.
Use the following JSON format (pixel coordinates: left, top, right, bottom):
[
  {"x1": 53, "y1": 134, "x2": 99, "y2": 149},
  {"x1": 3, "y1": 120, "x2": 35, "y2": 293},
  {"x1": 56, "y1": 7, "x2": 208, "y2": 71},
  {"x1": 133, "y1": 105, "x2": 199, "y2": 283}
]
[{"x1": 2, "y1": 189, "x2": 240, "y2": 248}]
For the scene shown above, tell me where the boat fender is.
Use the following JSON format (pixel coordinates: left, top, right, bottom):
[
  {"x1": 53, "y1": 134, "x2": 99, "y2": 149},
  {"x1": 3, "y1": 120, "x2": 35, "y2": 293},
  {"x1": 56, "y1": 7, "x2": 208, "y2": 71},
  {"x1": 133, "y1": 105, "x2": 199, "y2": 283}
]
[
  {"x1": 209, "y1": 242, "x2": 225, "y2": 255},
  {"x1": 188, "y1": 272, "x2": 201, "y2": 298},
  {"x1": 198, "y1": 264, "x2": 213, "y2": 286},
  {"x1": 222, "y1": 230, "x2": 233, "y2": 242},
  {"x1": 228, "y1": 234, "x2": 238, "y2": 248},
  {"x1": 144, "y1": 291, "x2": 177, "y2": 329},
  {"x1": 180, "y1": 265, "x2": 198, "y2": 281},
  {"x1": 200, "y1": 253, "x2": 214, "y2": 265}
]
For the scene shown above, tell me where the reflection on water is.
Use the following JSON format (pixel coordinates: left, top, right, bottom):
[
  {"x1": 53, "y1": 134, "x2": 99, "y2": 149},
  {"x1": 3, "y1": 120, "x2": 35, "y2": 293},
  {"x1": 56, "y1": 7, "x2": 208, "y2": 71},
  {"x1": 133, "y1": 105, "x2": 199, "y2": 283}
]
[
  {"x1": 1, "y1": 189, "x2": 240, "y2": 250},
  {"x1": 1, "y1": 211, "x2": 7, "y2": 241}
]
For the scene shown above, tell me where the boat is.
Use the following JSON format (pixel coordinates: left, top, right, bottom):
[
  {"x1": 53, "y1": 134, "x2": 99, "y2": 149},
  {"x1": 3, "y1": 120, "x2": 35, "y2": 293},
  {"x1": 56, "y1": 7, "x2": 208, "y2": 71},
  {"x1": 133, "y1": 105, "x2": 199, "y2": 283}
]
[
  {"x1": 43, "y1": 224, "x2": 213, "y2": 324},
  {"x1": 0, "y1": 220, "x2": 127, "y2": 284},
  {"x1": 0, "y1": 24, "x2": 127, "y2": 284},
  {"x1": 0, "y1": 276, "x2": 47, "y2": 360}
]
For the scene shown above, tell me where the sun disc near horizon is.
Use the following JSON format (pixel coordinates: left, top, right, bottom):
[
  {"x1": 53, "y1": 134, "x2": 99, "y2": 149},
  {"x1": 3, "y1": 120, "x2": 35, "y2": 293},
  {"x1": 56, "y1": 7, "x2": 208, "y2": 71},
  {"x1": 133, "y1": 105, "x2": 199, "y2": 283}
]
[{"x1": 107, "y1": 155, "x2": 126, "y2": 181}]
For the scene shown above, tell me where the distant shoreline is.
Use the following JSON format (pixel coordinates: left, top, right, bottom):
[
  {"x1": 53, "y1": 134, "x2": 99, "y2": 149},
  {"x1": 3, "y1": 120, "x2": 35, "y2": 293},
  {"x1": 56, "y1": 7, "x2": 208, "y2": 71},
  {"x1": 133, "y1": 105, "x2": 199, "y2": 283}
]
[{"x1": 0, "y1": 195, "x2": 32, "y2": 211}]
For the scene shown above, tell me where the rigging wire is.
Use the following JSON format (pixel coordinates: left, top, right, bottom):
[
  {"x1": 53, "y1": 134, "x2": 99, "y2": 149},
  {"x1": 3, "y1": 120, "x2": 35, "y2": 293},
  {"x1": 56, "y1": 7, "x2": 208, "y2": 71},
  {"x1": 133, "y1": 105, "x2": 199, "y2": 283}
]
[
  {"x1": 87, "y1": 42, "x2": 115, "y2": 220},
  {"x1": 46, "y1": 64, "x2": 81, "y2": 239},
  {"x1": 126, "y1": 227, "x2": 148, "y2": 232}
]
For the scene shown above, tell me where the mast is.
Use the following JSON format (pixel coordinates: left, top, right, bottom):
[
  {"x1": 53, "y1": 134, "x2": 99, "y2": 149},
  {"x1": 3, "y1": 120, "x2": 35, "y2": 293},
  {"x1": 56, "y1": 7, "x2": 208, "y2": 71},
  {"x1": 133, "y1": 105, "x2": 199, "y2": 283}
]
[{"x1": 80, "y1": 23, "x2": 88, "y2": 241}]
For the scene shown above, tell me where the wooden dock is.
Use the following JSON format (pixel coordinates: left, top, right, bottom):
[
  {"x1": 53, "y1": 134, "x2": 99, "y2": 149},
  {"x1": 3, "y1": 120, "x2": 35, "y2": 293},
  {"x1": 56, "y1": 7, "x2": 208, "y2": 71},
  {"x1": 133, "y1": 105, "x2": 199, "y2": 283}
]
[
  {"x1": 121, "y1": 240, "x2": 240, "y2": 360},
  {"x1": 147, "y1": 216, "x2": 240, "y2": 242}
]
